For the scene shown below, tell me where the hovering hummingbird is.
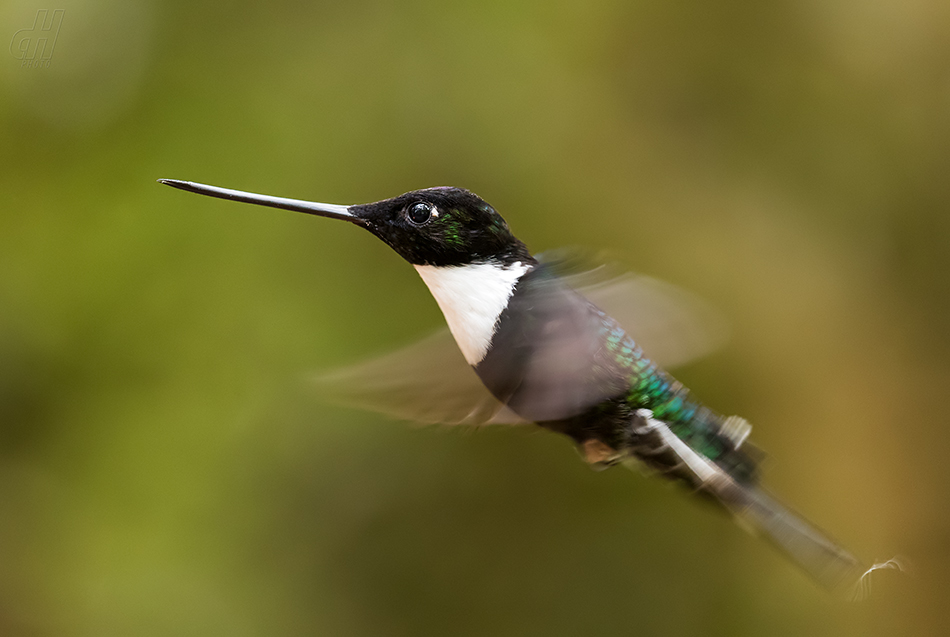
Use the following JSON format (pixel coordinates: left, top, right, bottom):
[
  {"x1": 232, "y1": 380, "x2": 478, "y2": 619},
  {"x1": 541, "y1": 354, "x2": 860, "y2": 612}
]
[{"x1": 160, "y1": 179, "x2": 881, "y2": 594}]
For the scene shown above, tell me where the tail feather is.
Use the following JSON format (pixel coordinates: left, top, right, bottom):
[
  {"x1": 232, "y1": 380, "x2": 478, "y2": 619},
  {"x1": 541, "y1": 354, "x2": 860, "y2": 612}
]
[
  {"x1": 731, "y1": 485, "x2": 864, "y2": 593},
  {"x1": 633, "y1": 409, "x2": 866, "y2": 594}
]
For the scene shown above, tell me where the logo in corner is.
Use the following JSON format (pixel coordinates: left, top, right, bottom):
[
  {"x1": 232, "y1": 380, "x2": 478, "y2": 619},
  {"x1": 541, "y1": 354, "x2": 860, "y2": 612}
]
[{"x1": 10, "y1": 9, "x2": 65, "y2": 68}]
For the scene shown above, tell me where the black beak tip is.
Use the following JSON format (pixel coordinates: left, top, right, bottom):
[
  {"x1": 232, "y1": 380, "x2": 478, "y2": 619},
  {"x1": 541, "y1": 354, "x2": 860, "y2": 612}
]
[{"x1": 159, "y1": 179, "x2": 193, "y2": 191}]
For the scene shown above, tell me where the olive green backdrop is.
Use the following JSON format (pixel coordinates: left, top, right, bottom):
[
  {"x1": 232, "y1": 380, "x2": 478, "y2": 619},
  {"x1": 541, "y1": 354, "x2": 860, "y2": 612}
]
[{"x1": 1, "y1": 0, "x2": 947, "y2": 635}]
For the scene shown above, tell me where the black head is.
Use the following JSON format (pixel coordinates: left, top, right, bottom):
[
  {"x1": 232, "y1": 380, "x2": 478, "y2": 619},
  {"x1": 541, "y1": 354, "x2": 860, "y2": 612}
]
[
  {"x1": 159, "y1": 181, "x2": 535, "y2": 267},
  {"x1": 351, "y1": 187, "x2": 533, "y2": 267}
]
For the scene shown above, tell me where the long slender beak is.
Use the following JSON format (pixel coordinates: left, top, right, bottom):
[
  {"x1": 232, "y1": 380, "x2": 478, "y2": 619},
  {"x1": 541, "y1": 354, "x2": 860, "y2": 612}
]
[{"x1": 159, "y1": 179, "x2": 362, "y2": 224}]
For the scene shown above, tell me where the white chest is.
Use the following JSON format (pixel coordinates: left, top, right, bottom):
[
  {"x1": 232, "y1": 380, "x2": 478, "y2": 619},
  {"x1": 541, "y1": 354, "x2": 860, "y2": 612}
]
[{"x1": 414, "y1": 262, "x2": 531, "y2": 366}]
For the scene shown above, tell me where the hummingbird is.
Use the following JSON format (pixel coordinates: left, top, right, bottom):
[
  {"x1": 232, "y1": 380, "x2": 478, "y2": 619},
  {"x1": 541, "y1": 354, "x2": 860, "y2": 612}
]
[{"x1": 160, "y1": 178, "x2": 882, "y2": 595}]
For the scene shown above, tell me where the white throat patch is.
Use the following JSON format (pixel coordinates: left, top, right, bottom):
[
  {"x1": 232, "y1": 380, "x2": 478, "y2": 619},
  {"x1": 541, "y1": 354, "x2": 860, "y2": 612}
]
[{"x1": 414, "y1": 261, "x2": 531, "y2": 366}]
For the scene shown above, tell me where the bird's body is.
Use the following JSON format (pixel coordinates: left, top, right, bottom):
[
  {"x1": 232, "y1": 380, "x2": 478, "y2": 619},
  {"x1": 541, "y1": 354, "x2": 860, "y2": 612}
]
[
  {"x1": 161, "y1": 179, "x2": 873, "y2": 594},
  {"x1": 411, "y1": 248, "x2": 757, "y2": 487}
]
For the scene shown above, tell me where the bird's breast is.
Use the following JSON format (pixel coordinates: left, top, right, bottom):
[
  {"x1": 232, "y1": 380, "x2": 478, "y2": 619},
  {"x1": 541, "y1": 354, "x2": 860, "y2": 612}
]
[{"x1": 413, "y1": 261, "x2": 532, "y2": 366}]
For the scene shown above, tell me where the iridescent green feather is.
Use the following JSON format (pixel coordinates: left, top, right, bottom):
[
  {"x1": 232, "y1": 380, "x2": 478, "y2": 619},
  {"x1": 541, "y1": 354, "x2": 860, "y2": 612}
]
[{"x1": 599, "y1": 314, "x2": 754, "y2": 480}]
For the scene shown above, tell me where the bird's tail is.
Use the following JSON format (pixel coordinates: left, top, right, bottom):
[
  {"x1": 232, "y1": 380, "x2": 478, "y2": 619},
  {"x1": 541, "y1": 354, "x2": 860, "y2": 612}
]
[
  {"x1": 630, "y1": 409, "x2": 871, "y2": 595},
  {"x1": 727, "y1": 484, "x2": 865, "y2": 594}
]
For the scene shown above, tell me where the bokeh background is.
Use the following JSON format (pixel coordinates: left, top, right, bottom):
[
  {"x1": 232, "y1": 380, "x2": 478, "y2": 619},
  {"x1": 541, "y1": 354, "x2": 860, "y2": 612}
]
[{"x1": 2, "y1": 0, "x2": 949, "y2": 634}]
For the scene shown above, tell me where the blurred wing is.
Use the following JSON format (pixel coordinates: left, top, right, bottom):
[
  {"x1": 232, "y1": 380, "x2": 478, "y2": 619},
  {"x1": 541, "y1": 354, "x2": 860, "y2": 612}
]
[
  {"x1": 580, "y1": 274, "x2": 728, "y2": 369},
  {"x1": 543, "y1": 249, "x2": 729, "y2": 369},
  {"x1": 311, "y1": 329, "x2": 526, "y2": 425},
  {"x1": 312, "y1": 250, "x2": 728, "y2": 425}
]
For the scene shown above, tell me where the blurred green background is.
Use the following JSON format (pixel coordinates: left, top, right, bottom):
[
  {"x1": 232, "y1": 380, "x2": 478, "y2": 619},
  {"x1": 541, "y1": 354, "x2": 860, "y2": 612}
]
[{"x1": 1, "y1": 0, "x2": 948, "y2": 634}]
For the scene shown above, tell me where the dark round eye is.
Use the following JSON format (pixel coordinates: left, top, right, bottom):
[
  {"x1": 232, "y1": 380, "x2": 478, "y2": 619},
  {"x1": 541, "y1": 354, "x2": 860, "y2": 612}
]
[{"x1": 407, "y1": 202, "x2": 433, "y2": 225}]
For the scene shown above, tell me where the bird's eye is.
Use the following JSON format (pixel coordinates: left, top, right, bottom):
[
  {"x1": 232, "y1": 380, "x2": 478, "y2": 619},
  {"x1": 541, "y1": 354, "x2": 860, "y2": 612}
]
[{"x1": 407, "y1": 202, "x2": 433, "y2": 225}]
